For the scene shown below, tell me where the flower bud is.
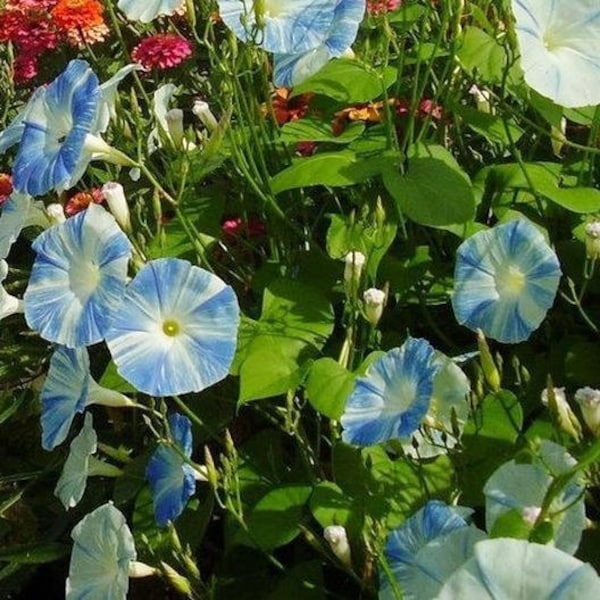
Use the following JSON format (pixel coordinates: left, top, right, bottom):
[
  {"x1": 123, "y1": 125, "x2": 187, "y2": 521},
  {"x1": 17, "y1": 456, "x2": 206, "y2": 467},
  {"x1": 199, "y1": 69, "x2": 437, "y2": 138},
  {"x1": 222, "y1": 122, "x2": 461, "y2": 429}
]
[
  {"x1": 101, "y1": 182, "x2": 132, "y2": 233},
  {"x1": 541, "y1": 384, "x2": 582, "y2": 441},
  {"x1": 128, "y1": 561, "x2": 157, "y2": 578},
  {"x1": 469, "y1": 84, "x2": 492, "y2": 113},
  {"x1": 165, "y1": 108, "x2": 185, "y2": 148},
  {"x1": 343, "y1": 250, "x2": 366, "y2": 288},
  {"x1": 324, "y1": 525, "x2": 351, "y2": 567},
  {"x1": 574, "y1": 387, "x2": 600, "y2": 436},
  {"x1": 551, "y1": 117, "x2": 567, "y2": 157},
  {"x1": 160, "y1": 561, "x2": 192, "y2": 595},
  {"x1": 584, "y1": 221, "x2": 600, "y2": 260},
  {"x1": 363, "y1": 287, "x2": 386, "y2": 326},
  {"x1": 45, "y1": 203, "x2": 66, "y2": 226},
  {"x1": 192, "y1": 100, "x2": 218, "y2": 132},
  {"x1": 476, "y1": 329, "x2": 501, "y2": 392}
]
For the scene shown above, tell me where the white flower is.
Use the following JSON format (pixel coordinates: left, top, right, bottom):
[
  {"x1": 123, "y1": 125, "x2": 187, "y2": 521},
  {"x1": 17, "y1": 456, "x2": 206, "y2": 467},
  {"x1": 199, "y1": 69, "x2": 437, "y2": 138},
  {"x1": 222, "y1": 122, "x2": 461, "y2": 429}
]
[
  {"x1": 363, "y1": 287, "x2": 386, "y2": 326},
  {"x1": 102, "y1": 182, "x2": 132, "y2": 233},
  {"x1": 324, "y1": 526, "x2": 352, "y2": 567},
  {"x1": 575, "y1": 387, "x2": 600, "y2": 436},
  {"x1": 584, "y1": 221, "x2": 600, "y2": 260}
]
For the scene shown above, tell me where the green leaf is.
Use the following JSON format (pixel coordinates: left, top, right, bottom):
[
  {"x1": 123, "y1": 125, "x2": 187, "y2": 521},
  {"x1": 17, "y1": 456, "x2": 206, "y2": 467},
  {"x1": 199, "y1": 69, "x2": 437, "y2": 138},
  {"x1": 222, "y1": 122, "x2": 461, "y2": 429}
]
[
  {"x1": 0, "y1": 542, "x2": 68, "y2": 564},
  {"x1": 457, "y1": 26, "x2": 506, "y2": 83},
  {"x1": 455, "y1": 105, "x2": 523, "y2": 146},
  {"x1": 383, "y1": 145, "x2": 475, "y2": 226},
  {"x1": 267, "y1": 561, "x2": 325, "y2": 600},
  {"x1": 305, "y1": 358, "x2": 355, "y2": 419},
  {"x1": 113, "y1": 453, "x2": 148, "y2": 506},
  {"x1": 99, "y1": 360, "x2": 137, "y2": 394},
  {"x1": 236, "y1": 279, "x2": 334, "y2": 403},
  {"x1": 280, "y1": 118, "x2": 365, "y2": 145},
  {"x1": 246, "y1": 485, "x2": 313, "y2": 550},
  {"x1": 309, "y1": 482, "x2": 354, "y2": 528},
  {"x1": 387, "y1": 4, "x2": 426, "y2": 30},
  {"x1": 292, "y1": 60, "x2": 396, "y2": 103}
]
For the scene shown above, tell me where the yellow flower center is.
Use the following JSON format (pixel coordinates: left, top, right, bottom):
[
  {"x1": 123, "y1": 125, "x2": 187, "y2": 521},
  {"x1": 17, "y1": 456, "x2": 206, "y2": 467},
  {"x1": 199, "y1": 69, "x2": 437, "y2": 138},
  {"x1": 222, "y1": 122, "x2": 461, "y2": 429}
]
[
  {"x1": 495, "y1": 264, "x2": 526, "y2": 296},
  {"x1": 263, "y1": 0, "x2": 286, "y2": 18},
  {"x1": 162, "y1": 319, "x2": 181, "y2": 337}
]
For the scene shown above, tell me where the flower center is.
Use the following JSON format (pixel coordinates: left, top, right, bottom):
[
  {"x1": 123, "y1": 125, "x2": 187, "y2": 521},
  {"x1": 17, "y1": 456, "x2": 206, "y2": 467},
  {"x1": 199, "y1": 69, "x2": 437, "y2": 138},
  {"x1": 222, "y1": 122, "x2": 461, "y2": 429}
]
[
  {"x1": 162, "y1": 319, "x2": 181, "y2": 337},
  {"x1": 495, "y1": 264, "x2": 526, "y2": 296},
  {"x1": 543, "y1": 31, "x2": 563, "y2": 52},
  {"x1": 69, "y1": 260, "x2": 100, "y2": 302},
  {"x1": 263, "y1": 0, "x2": 286, "y2": 18}
]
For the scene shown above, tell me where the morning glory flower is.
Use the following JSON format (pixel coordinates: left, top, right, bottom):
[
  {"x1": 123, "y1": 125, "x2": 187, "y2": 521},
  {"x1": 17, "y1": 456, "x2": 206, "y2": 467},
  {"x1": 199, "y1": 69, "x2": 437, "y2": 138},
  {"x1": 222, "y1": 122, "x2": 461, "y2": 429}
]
[
  {"x1": 146, "y1": 413, "x2": 197, "y2": 527},
  {"x1": 340, "y1": 337, "x2": 439, "y2": 446},
  {"x1": 24, "y1": 203, "x2": 131, "y2": 348},
  {"x1": 40, "y1": 345, "x2": 134, "y2": 451},
  {"x1": 380, "y1": 501, "x2": 486, "y2": 600},
  {"x1": 12, "y1": 60, "x2": 101, "y2": 196},
  {"x1": 0, "y1": 259, "x2": 24, "y2": 320},
  {"x1": 512, "y1": 0, "x2": 600, "y2": 108},
  {"x1": 273, "y1": 0, "x2": 366, "y2": 87},
  {"x1": 451, "y1": 219, "x2": 561, "y2": 344},
  {"x1": 105, "y1": 258, "x2": 240, "y2": 397},
  {"x1": 436, "y1": 538, "x2": 600, "y2": 599},
  {"x1": 483, "y1": 440, "x2": 585, "y2": 554},
  {"x1": 66, "y1": 502, "x2": 137, "y2": 600},
  {"x1": 55, "y1": 413, "x2": 97, "y2": 509},
  {"x1": 118, "y1": 0, "x2": 184, "y2": 22}
]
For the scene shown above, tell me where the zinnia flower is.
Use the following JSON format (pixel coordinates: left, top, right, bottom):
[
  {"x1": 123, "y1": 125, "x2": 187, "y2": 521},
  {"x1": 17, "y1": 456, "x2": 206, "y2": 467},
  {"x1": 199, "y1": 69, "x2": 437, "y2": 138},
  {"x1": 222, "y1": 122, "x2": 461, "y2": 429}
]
[
  {"x1": 131, "y1": 34, "x2": 193, "y2": 70},
  {"x1": 511, "y1": 0, "x2": 600, "y2": 108},
  {"x1": 66, "y1": 503, "x2": 137, "y2": 600},
  {"x1": 64, "y1": 187, "x2": 104, "y2": 217},
  {"x1": 105, "y1": 258, "x2": 240, "y2": 397},
  {"x1": 146, "y1": 413, "x2": 197, "y2": 526},
  {"x1": 0, "y1": 174, "x2": 12, "y2": 206},
  {"x1": 380, "y1": 501, "x2": 486, "y2": 600},
  {"x1": 24, "y1": 203, "x2": 132, "y2": 348},
  {"x1": 437, "y1": 538, "x2": 600, "y2": 599},
  {"x1": 51, "y1": 0, "x2": 109, "y2": 47},
  {"x1": 340, "y1": 337, "x2": 439, "y2": 445},
  {"x1": 367, "y1": 0, "x2": 401, "y2": 15},
  {"x1": 118, "y1": 0, "x2": 185, "y2": 22},
  {"x1": 451, "y1": 219, "x2": 561, "y2": 344}
]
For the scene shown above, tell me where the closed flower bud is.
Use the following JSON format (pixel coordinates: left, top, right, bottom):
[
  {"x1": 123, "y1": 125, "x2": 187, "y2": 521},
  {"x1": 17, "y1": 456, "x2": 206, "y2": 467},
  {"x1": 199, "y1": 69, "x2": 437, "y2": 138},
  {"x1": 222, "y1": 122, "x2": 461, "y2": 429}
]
[
  {"x1": 101, "y1": 182, "x2": 132, "y2": 233},
  {"x1": 192, "y1": 100, "x2": 218, "y2": 132},
  {"x1": 469, "y1": 84, "x2": 492, "y2": 113},
  {"x1": 343, "y1": 250, "x2": 366, "y2": 289},
  {"x1": 584, "y1": 221, "x2": 600, "y2": 260},
  {"x1": 324, "y1": 525, "x2": 351, "y2": 567},
  {"x1": 476, "y1": 329, "x2": 501, "y2": 392},
  {"x1": 541, "y1": 385, "x2": 582, "y2": 441},
  {"x1": 363, "y1": 287, "x2": 386, "y2": 326},
  {"x1": 574, "y1": 387, "x2": 600, "y2": 436},
  {"x1": 165, "y1": 108, "x2": 185, "y2": 148},
  {"x1": 128, "y1": 561, "x2": 157, "y2": 578},
  {"x1": 45, "y1": 203, "x2": 66, "y2": 226},
  {"x1": 160, "y1": 561, "x2": 192, "y2": 596}
]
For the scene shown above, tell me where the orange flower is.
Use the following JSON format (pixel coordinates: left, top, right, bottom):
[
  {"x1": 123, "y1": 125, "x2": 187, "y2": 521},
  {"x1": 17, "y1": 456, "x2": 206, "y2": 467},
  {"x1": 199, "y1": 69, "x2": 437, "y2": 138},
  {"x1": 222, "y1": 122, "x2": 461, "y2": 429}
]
[
  {"x1": 51, "y1": 0, "x2": 108, "y2": 46},
  {"x1": 267, "y1": 88, "x2": 313, "y2": 126}
]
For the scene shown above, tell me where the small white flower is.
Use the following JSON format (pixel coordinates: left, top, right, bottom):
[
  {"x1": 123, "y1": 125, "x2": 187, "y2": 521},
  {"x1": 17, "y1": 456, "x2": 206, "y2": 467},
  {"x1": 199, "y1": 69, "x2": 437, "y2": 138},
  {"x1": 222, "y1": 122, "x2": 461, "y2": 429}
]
[
  {"x1": 324, "y1": 526, "x2": 351, "y2": 567},
  {"x1": 575, "y1": 387, "x2": 600, "y2": 436},
  {"x1": 363, "y1": 287, "x2": 386, "y2": 326},
  {"x1": 584, "y1": 221, "x2": 600, "y2": 260},
  {"x1": 192, "y1": 100, "x2": 218, "y2": 133},
  {"x1": 45, "y1": 203, "x2": 66, "y2": 226},
  {"x1": 102, "y1": 182, "x2": 132, "y2": 233}
]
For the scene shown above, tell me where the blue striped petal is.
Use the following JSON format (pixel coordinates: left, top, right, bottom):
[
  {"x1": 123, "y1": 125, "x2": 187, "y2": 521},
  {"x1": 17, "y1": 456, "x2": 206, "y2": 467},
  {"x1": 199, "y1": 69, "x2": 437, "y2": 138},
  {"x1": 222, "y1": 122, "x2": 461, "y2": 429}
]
[
  {"x1": 437, "y1": 538, "x2": 600, "y2": 599},
  {"x1": 105, "y1": 258, "x2": 240, "y2": 397},
  {"x1": 66, "y1": 502, "x2": 136, "y2": 600},
  {"x1": 512, "y1": 0, "x2": 600, "y2": 107},
  {"x1": 13, "y1": 60, "x2": 100, "y2": 196},
  {"x1": 146, "y1": 413, "x2": 196, "y2": 526},
  {"x1": 341, "y1": 337, "x2": 439, "y2": 445},
  {"x1": 218, "y1": 0, "x2": 337, "y2": 54},
  {"x1": 40, "y1": 346, "x2": 90, "y2": 451},
  {"x1": 118, "y1": 0, "x2": 184, "y2": 22},
  {"x1": 451, "y1": 219, "x2": 561, "y2": 344},
  {"x1": 24, "y1": 204, "x2": 131, "y2": 348},
  {"x1": 55, "y1": 413, "x2": 97, "y2": 509}
]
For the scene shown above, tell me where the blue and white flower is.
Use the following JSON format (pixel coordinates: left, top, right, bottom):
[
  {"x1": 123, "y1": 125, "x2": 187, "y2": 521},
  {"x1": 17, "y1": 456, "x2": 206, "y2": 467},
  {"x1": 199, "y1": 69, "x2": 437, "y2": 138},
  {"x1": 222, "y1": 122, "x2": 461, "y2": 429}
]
[
  {"x1": 436, "y1": 538, "x2": 600, "y2": 599},
  {"x1": 66, "y1": 502, "x2": 137, "y2": 600},
  {"x1": 146, "y1": 413, "x2": 198, "y2": 526},
  {"x1": 273, "y1": 0, "x2": 366, "y2": 87},
  {"x1": 512, "y1": 0, "x2": 600, "y2": 108},
  {"x1": 40, "y1": 345, "x2": 134, "y2": 451},
  {"x1": 105, "y1": 258, "x2": 240, "y2": 397},
  {"x1": 55, "y1": 413, "x2": 97, "y2": 510},
  {"x1": 380, "y1": 501, "x2": 486, "y2": 600},
  {"x1": 451, "y1": 219, "x2": 561, "y2": 344},
  {"x1": 118, "y1": 0, "x2": 185, "y2": 22},
  {"x1": 24, "y1": 204, "x2": 131, "y2": 348},
  {"x1": 483, "y1": 440, "x2": 585, "y2": 554},
  {"x1": 340, "y1": 337, "x2": 439, "y2": 446}
]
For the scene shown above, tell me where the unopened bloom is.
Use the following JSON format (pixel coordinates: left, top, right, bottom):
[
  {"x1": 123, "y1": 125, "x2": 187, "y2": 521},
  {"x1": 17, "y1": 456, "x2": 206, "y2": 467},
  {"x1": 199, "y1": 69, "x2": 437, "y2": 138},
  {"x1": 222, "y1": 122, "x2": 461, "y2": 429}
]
[
  {"x1": 105, "y1": 258, "x2": 240, "y2": 397},
  {"x1": 192, "y1": 100, "x2": 219, "y2": 132},
  {"x1": 324, "y1": 526, "x2": 352, "y2": 567},
  {"x1": 343, "y1": 250, "x2": 366, "y2": 287},
  {"x1": 584, "y1": 221, "x2": 600, "y2": 260},
  {"x1": 146, "y1": 413, "x2": 197, "y2": 526},
  {"x1": 575, "y1": 387, "x2": 600, "y2": 436},
  {"x1": 101, "y1": 182, "x2": 131, "y2": 233},
  {"x1": 541, "y1": 386, "x2": 582, "y2": 441},
  {"x1": 452, "y1": 219, "x2": 561, "y2": 344},
  {"x1": 131, "y1": 34, "x2": 193, "y2": 70},
  {"x1": 363, "y1": 287, "x2": 386, "y2": 326}
]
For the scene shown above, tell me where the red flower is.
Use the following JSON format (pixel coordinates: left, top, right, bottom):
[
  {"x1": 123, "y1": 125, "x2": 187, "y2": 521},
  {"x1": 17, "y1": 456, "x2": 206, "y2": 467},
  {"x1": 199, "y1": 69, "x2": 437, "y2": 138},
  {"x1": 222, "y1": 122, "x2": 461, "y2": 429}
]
[
  {"x1": 269, "y1": 88, "x2": 313, "y2": 126},
  {"x1": 51, "y1": 0, "x2": 109, "y2": 47},
  {"x1": 0, "y1": 174, "x2": 13, "y2": 206},
  {"x1": 131, "y1": 34, "x2": 193, "y2": 71},
  {"x1": 221, "y1": 216, "x2": 266, "y2": 242},
  {"x1": 64, "y1": 188, "x2": 104, "y2": 217},
  {"x1": 367, "y1": 0, "x2": 402, "y2": 15}
]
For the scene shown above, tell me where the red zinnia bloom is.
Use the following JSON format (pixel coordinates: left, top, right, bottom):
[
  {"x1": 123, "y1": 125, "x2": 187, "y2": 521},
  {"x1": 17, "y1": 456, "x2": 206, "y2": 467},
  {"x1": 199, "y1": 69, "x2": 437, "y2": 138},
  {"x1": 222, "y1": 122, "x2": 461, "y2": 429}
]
[
  {"x1": 13, "y1": 53, "x2": 39, "y2": 84},
  {"x1": 367, "y1": 0, "x2": 402, "y2": 15},
  {"x1": 131, "y1": 34, "x2": 193, "y2": 71},
  {"x1": 0, "y1": 174, "x2": 13, "y2": 206},
  {"x1": 51, "y1": 0, "x2": 109, "y2": 47},
  {"x1": 64, "y1": 188, "x2": 104, "y2": 217}
]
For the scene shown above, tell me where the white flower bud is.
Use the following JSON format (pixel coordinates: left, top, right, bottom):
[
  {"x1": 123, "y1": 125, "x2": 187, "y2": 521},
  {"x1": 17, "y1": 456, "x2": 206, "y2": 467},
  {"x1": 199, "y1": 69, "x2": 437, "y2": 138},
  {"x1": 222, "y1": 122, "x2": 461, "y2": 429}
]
[
  {"x1": 541, "y1": 386, "x2": 582, "y2": 441},
  {"x1": 343, "y1": 251, "x2": 366, "y2": 288},
  {"x1": 192, "y1": 100, "x2": 218, "y2": 132},
  {"x1": 584, "y1": 221, "x2": 600, "y2": 260},
  {"x1": 129, "y1": 167, "x2": 141, "y2": 182},
  {"x1": 575, "y1": 387, "x2": 600, "y2": 436},
  {"x1": 469, "y1": 84, "x2": 492, "y2": 113},
  {"x1": 363, "y1": 287, "x2": 386, "y2": 326},
  {"x1": 45, "y1": 203, "x2": 66, "y2": 226},
  {"x1": 165, "y1": 108, "x2": 185, "y2": 148},
  {"x1": 324, "y1": 525, "x2": 351, "y2": 567},
  {"x1": 128, "y1": 561, "x2": 157, "y2": 578},
  {"x1": 101, "y1": 182, "x2": 132, "y2": 233}
]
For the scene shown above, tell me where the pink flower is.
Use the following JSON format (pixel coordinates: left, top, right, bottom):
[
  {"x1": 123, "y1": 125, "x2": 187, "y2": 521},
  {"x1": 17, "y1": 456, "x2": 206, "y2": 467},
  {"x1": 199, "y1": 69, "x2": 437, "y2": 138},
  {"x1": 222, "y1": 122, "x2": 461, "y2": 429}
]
[
  {"x1": 131, "y1": 34, "x2": 193, "y2": 71},
  {"x1": 367, "y1": 0, "x2": 402, "y2": 15},
  {"x1": 0, "y1": 174, "x2": 13, "y2": 206},
  {"x1": 13, "y1": 53, "x2": 39, "y2": 84}
]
